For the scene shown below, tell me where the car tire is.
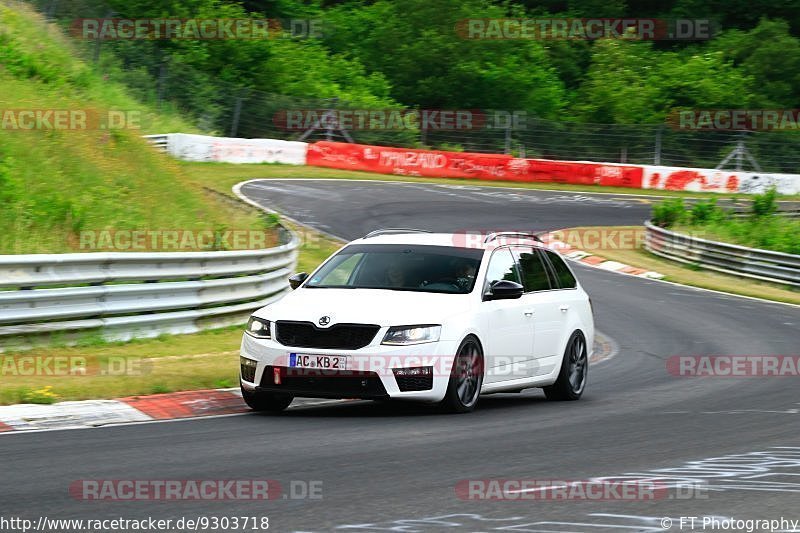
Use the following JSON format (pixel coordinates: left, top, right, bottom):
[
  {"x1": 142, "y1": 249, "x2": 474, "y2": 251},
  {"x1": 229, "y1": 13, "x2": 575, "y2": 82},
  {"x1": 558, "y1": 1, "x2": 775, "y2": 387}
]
[
  {"x1": 544, "y1": 331, "x2": 588, "y2": 401},
  {"x1": 441, "y1": 336, "x2": 484, "y2": 413},
  {"x1": 241, "y1": 386, "x2": 294, "y2": 412}
]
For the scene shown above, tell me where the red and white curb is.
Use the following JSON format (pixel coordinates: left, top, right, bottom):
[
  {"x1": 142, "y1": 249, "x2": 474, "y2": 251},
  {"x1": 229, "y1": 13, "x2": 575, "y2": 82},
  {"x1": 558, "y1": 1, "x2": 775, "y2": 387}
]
[
  {"x1": 0, "y1": 389, "x2": 249, "y2": 433},
  {"x1": 0, "y1": 390, "x2": 352, "y2": 433},
  {"x1": 540, "y1": 233, "x2": 665, "y2": 280},
  {"x1": 0, "y1": 400, "x2": 153, "y2": 432}
]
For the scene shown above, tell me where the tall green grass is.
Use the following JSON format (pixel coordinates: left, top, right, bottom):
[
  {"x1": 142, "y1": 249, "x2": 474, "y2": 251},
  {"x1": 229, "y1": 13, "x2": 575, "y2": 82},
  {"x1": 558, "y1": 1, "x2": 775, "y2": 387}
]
[
  {"x1": 652, "y1": 190, "x2": 800, "y2": 255},
  {"x1": 0, "y1": 2, "x2": 263, "y2": 254}
]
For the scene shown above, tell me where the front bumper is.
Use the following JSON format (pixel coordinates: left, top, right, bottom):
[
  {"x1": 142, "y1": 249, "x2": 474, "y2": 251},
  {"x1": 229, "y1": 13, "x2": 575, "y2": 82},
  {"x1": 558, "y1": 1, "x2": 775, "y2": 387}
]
[{"x1": 239, "y1": 333, "x2": 459, "y2": 402}]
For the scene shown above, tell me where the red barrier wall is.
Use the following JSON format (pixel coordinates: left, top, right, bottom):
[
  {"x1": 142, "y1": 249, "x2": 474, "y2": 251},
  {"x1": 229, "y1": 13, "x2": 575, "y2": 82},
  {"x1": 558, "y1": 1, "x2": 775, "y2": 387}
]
[
  {"x1": 306, "y1": 141, "x2": 644, "y2": 188},
  {"x1": 307, "y1": 141, "x2": 513, "y2": 180},
  {"x1": 523, "y1": 159, "x2": 644, "y2": 188}
]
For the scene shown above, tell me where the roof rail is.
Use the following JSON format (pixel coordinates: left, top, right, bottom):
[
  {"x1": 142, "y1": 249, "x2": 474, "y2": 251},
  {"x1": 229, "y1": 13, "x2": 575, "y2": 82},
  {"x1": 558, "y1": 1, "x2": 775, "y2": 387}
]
[
  {"x1": 363, "y1": 228, "x2": 433, "y2": 239},
  {"x1": 483, "y1": 231, "x2": 544, "y2": 244}
]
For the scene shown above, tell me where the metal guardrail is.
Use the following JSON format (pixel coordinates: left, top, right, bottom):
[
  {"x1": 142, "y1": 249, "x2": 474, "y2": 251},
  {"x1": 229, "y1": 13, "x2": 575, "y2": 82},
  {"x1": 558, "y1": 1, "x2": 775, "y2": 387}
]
[
  {"x1": 0, "y1": 236, "x2": 299, "y2": 348},
  {"x1": 730, "y1": 209, "x2": 800, "y2": 219},
  {"x1": 644, "y1": 221, "x2": 800, "y2": 287}
]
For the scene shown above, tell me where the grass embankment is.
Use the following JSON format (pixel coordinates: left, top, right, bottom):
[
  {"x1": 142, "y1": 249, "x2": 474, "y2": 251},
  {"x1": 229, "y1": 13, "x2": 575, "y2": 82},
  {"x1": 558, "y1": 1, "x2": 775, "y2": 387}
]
[
  {"x1": 0, "y1": 3, "x2": 266, "y2": 254},
  {"x1": 0, "y1": 4, "x2": 330, "y2": 402}
]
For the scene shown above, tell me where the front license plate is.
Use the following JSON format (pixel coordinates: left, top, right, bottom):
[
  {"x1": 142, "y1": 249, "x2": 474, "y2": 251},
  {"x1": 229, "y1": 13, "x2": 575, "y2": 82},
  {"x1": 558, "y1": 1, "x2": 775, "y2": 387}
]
[{"x1": 289, "y1": 353, "x2": 348, "y2": 370}]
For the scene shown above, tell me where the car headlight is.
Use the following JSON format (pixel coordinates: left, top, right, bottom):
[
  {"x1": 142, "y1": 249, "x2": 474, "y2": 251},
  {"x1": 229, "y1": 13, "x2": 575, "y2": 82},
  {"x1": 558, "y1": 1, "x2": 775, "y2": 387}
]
[
  {"x1": 382, "y1": 325, "x2": 441, "y2": 345},
  {"x1": 245, "y1": 316, "x2": 271, "y2": 339}
]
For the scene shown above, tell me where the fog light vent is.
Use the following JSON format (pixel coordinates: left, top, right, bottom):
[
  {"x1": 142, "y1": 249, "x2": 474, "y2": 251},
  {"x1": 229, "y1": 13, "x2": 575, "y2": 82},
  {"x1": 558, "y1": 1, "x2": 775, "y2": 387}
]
[
  {"x1": 393, "y1": 366, "x2": 433, "y2": 391},
  {"x1": 240, "y1": 357, "x2": 257, "y2": 382}
]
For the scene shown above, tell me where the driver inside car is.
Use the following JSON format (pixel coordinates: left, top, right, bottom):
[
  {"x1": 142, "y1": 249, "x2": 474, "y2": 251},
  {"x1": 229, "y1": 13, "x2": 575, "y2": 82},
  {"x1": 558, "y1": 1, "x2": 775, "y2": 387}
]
[{"x1": 453, "y1": 260, "x2": 477, "y2": 290}]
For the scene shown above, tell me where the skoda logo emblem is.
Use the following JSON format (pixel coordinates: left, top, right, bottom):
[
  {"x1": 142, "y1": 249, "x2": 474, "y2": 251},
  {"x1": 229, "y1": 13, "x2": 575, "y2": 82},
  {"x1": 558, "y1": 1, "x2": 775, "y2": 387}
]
[{"x1": 318, "y1": 316, "x2": 331, "y2": 326}]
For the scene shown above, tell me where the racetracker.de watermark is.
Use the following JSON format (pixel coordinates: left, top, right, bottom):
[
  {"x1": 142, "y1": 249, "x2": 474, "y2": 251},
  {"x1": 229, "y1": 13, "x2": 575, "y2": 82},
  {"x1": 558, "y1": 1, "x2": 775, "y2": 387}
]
[
  {"x1": 75, "y1": 229, "x2": 279, "y2": 251},
  {"x1": 0, "y1": 356, "x2": 151, "y2": 377},
  {"x1": 70, "y1": 18, "x2": 325, "y2": 40},
  {"x1": 455, "y1": 18, "x2": 714, "y2": 40},
  {"x1": 668, "y1": 109, "x2": 800, "y2": 131},
  {"x1": 0, "y1": 109, "x2": 141, "y2": 131},
  {"x1": 449, "y1": 228, "x2": 694, "y2": 251},
  {"x1": 667, "y1": 355, "x2": 800, "y2": 377},
  {"x1": 259, "y1": 354, "x2": 538, "y2": 379},
  {"x1": 69, "y1": 479, "x2": 322, "y2": 501},
  {"x1": 455, "y1": 479, "x2": 707, "y2": 501},
  {"x1": 272, "y1": 109, "x2": 527, "y2": 131}
]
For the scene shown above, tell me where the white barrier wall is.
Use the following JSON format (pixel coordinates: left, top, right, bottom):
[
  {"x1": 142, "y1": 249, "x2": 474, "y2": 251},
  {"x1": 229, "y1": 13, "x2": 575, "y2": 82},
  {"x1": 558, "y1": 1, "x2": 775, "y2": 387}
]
[
  {"x1": 163, "y1": 133, "x2": 308, "y2": 165},
  {"x1": 642, "y1": 165, "x2": 800, "y2": 195}
]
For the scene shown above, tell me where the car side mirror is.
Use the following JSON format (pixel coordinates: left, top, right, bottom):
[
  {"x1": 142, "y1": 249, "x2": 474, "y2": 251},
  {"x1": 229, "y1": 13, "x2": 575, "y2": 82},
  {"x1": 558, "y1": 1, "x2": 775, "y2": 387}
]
[
  {"x1": 484, "y1": 280, "x2": 524, "y2": 301},
  {"x1": 289, "y1": 272, "x2": 309, "y2": 290}
]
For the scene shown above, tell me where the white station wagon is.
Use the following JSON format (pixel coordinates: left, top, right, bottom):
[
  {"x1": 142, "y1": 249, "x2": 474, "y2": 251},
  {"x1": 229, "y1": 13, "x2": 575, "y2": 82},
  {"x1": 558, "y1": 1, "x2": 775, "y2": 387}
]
[{"x1": 240, "y1": 229, "x2": 594, "y2": 413}]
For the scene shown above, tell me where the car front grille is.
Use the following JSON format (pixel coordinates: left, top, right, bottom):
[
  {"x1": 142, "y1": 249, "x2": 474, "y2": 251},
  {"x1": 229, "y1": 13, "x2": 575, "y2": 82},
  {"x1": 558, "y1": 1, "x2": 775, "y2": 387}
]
[
  {"x1": 275, "y1": 321, "x2": 380, "y2": 350},
  {"x1": 260, "y1": 366, "x2": 388, "y2": 399}
]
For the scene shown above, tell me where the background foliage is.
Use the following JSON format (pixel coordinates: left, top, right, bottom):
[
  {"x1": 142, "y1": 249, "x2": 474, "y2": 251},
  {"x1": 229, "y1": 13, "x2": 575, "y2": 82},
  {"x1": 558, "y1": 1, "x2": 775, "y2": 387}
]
[{"x1": 29, "y1": 0, "x2": 800, "y2": 132}]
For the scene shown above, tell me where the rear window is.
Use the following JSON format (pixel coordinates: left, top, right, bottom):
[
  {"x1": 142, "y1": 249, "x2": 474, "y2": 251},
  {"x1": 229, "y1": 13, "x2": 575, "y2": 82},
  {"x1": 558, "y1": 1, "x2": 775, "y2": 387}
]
[
  {"x1": 544, "y1": 250, "x2": 577, "y2": 289},
  {"x1": 513, "y1": 247, "x2": 552, "y2": 292}
]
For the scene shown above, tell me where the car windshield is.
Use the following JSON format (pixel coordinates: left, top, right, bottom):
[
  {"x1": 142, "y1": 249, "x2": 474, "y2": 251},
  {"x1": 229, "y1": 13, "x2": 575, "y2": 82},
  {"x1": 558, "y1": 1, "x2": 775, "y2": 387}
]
[{"x1": 305, "y1": 244, "x2": 483, "y2": 294}]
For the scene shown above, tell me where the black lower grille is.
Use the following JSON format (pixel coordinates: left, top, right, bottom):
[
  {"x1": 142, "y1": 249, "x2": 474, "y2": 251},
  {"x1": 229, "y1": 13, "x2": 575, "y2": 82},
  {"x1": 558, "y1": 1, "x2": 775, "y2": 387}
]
[
  {"x1": 275, "y1": 321, "x2": 380, "y2": 350},
  {"x1": 259, "y1": 366, "x2": 388, "y2": 399},
  {"x1": 393, "y1": 367, "x2": 434, "y2": 392}
]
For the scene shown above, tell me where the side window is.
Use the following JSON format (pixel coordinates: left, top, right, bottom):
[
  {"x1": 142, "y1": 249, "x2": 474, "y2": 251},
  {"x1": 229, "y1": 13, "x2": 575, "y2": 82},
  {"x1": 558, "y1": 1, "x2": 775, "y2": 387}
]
[
  {"x1": 544, "y1": 250, "x2": 577, "y2": 289},
  {"x1": 513, "y1": 247, "x2": 552, "y2": 292},
  {"x1": 483, "y1": 248, "x2": 520, "y2": 292}
]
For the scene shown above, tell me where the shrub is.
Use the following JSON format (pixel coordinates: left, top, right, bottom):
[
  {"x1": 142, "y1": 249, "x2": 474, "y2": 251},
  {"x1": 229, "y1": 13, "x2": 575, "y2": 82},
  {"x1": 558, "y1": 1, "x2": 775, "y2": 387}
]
[
  {"x1": 689, "y1": 199, "x2": 724, "y2": 224},
  {"x1": 651, "y1": 198, "x2": 686, "y2": 227},
  {"x1": 752, "y1": 187, "x2": 778, "y2": 217}
]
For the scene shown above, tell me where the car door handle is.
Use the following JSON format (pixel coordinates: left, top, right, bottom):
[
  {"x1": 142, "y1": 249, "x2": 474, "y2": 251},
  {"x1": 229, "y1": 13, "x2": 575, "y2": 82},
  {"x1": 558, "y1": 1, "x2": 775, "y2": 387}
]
[
  {"x1": 523, "y1": 309, "x2": 534, "y2": 317},
  {"x1": 559, "y1": 305, "x2": 570, "y2": 312}
]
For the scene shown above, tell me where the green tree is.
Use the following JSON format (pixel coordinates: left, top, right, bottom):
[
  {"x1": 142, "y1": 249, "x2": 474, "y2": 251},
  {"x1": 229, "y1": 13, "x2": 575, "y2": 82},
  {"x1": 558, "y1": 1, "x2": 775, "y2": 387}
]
[
  {"x1": 322, "y1": 0, "x2": 566, "y2": 115},
  {"x1": 710, "y1": 19, "x2": 800, "y2": 107},
  {"x1": 573, "y1": 39, "x2": 752, "y2": 123}
]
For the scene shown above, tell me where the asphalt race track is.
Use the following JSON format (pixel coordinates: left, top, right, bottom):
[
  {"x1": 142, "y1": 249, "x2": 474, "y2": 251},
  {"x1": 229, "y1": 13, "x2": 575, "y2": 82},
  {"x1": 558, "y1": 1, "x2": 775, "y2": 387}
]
[
  {"x1": 243, "y1": 179, "x2": 656, "y2": 237},
  {"x1": 2, "y1": 179, "x2": 799, "y2": 533}
]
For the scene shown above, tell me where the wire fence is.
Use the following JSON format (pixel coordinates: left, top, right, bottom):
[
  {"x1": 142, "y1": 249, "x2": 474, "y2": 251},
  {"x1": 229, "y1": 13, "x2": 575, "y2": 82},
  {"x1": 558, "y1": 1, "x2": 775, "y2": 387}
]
[
  {"x1": 30, "y1": 0, "x2": 800, "y2": 173},
  {"x1": 165, "y1": 87, "x2": 800, "y2": 173}
]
